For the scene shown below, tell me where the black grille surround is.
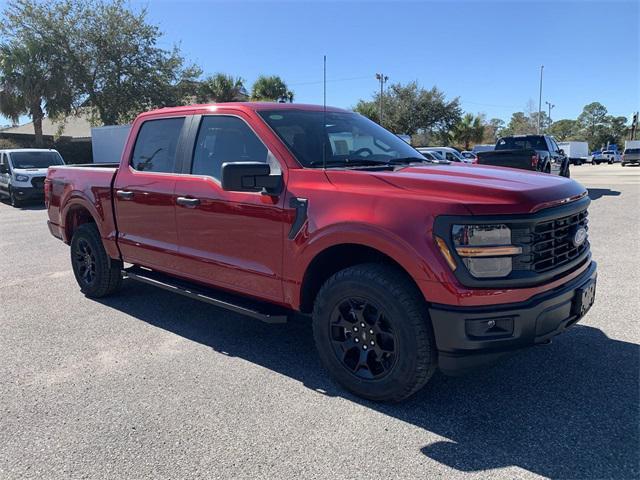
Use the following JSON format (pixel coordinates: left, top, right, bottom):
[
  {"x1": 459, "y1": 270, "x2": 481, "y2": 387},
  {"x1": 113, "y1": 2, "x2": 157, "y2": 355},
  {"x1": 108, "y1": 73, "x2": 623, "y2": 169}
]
[
  {"x1": 31, "y1": 176, "x2": 45, "y2": 190},
  {"x1": 433, "y1": 195, "x2": 592, "y2": 288}
]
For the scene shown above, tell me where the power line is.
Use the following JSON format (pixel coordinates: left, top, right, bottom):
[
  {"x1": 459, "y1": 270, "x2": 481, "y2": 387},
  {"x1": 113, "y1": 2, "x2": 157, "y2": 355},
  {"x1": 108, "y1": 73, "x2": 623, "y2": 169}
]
[{"x1": 287, "y1": 75, "x2": 371, "y2": 87}]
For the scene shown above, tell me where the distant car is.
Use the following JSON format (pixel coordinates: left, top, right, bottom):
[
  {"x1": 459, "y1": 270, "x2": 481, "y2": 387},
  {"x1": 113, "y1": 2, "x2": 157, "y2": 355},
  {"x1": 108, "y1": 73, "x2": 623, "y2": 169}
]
[
  {"x1": 0, "y1": 148, "x2": 65, "y2": 207},
  {"x1": 420, "y1": 147, "x2": 471, "y2": 163},
  {"x1": 622, "y1": 148, "x2": 640, "y2": 166},
  {"x1": 593, "y1": 150, "x2": 621, "y2": 164},
  {"x1": 416, "y1": 148, "x2": 446, "y2": 162},
  {"x1": 461, "y1": 151, "x2": 478, "y2": 162}
]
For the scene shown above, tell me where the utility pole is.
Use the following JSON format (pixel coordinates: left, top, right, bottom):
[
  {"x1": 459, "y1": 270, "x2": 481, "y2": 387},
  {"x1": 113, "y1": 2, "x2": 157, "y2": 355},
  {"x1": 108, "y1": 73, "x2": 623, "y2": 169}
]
[
  {"x1": 545, "y1": 101, "x2": 555, "y2": 131},
  {"x1": 375, "y1": 73, "x2": 388, "y2": 126},
  {"x1": 537, "y1": 65, "x2": 544, "y2": 134}
]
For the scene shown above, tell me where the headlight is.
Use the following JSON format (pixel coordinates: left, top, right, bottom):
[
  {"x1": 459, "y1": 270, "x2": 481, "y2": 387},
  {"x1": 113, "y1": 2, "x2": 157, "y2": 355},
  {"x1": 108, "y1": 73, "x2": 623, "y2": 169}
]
[
  {"x1": 15, "y1": 174, "x2": 29, "y2": 182},
  {"x1": 451, "y1": 224, "x2": 521, "y2": 278}
]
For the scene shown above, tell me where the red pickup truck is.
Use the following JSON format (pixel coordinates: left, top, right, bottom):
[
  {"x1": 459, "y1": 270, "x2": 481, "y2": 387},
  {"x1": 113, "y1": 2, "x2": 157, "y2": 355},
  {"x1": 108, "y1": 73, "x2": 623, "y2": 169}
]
[{"x1": 46, "y1": 103, "x2": 597, "y2": 401}]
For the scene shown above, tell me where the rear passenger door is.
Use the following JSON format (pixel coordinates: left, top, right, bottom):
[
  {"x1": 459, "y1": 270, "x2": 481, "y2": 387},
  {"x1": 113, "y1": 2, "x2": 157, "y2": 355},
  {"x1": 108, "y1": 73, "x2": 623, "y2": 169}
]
[
  {"x1": 172, "y1": 114, "x2": 287, "y2": 303},
  {"x1": 113, "y1": 115, "x2": 190, "y2": 272}
]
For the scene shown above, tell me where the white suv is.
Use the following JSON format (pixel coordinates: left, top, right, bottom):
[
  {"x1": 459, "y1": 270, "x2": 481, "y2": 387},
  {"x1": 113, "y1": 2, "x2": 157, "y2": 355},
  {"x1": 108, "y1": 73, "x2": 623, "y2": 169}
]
[{"x1": 0, "y1": 149, "x2": 65, "y2": 207}]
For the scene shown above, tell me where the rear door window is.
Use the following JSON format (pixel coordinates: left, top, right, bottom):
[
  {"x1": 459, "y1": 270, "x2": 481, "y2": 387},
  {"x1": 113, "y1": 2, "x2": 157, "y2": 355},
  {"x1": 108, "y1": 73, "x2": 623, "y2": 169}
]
[{"x1": 131, "y1": 117, "x2": 185, "y2": 173}]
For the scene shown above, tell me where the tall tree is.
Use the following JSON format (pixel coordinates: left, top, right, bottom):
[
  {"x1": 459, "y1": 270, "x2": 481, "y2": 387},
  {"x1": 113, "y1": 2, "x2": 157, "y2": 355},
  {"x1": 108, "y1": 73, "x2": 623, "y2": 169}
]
[
  {"x1": 548, "y1": 119, "x2": 577, "y2": 141},
  {"x1": 482, "y1": 118, "x2": 505, "y2": 143},
  {"x1": 452, "y1": 113, "x2": 484, "y2": 150},
  {"x1": 68, "y1": 0, "x2": 201, "y2": 125},
  {"x1": 251, "y1": 75, "x2": 293, "y2": 102},
  {"x1": 0, "y1": 0, "x2": 77, "y2": 145},
  {"x1": 500, "y1": 112, "x2": 535, "y2": 136},
  {"x1": 197, "y1": 73, "x2": 246, "y2": 103},
  {"x1": 577, "y1": 102, "x2": 608, "y2": 147},
  {"x1": 354, "y1": 81, "x2": 461, "y2": 139}
]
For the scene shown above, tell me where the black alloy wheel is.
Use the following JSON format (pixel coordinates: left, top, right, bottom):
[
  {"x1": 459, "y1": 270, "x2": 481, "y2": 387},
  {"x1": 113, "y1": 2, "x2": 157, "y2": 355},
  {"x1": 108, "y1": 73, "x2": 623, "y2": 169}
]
[
  {"x1": 329, "y1": 297, "x2": 398, "y2": 380},
  {"x1": 73, "y1": 238, "x2": 97, "y2": 287}
]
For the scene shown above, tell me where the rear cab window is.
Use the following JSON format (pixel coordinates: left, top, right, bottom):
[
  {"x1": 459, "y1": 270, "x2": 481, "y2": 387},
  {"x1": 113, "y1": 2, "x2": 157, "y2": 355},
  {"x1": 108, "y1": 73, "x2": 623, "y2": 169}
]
[
  {"x1": 496, "y1": 136, "x2": 548, "y2": 151},
  {"x1": 131, "y1": 117, "x2": 185, "y2": 173}
]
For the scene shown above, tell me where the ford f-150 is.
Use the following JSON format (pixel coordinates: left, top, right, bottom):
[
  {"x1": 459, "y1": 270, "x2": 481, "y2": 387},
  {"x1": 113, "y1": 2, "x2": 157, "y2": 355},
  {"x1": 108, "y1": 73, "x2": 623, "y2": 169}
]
[{"x1": 46, "y1": 103, "x2": 597, "y2": 401}]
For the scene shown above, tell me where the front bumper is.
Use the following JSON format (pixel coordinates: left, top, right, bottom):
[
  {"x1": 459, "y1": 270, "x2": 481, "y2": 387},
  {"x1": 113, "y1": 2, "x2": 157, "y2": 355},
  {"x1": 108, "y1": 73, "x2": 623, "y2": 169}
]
[
  {"x1": 430, "y1": 261, "x2": 597, "y2": 375},
  {"x1": 12, "y1": 185, "x2": 44, "y2": 201}
]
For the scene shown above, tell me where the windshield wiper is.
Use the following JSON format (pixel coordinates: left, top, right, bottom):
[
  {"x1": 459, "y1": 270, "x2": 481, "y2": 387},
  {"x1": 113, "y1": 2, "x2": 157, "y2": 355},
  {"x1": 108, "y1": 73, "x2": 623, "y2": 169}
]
[{"x1": 386, "y1": 157, "x2": 450, "y2": 165}]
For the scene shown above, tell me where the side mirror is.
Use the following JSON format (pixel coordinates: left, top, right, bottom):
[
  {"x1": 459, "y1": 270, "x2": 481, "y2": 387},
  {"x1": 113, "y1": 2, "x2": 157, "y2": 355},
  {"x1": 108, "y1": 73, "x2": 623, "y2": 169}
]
[
  {"x1": 0, "y1": 164, "x2": 8, "y2": 174},
  {"x1": 221, "y1": 162, "x2": 282, "y2": 195},
  {"x1": 559, "y1": 149, "x2": 565, "y2": 156}
]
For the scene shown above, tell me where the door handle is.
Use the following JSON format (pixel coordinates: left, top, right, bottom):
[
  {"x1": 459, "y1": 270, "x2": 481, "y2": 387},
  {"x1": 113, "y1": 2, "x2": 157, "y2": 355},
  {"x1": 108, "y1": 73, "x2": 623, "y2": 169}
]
[
  {"x1": 176, "y1": 196, "x2": 201, "y2": 207},
  {"x1": 116, "y1": 190, "x2": 134, "y2": 200}
]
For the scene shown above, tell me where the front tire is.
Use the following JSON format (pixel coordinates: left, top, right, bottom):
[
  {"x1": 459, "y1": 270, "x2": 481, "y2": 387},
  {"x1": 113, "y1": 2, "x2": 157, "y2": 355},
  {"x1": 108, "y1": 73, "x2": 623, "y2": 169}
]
[
  {"x1": 9, "y1": 187, "x2": 22, "y2": 208},
  {"x1": 70, "y1": 223, "x2": 122, "y2": 298},
  {"x1": 312, "y1": 263, "x2": 436, "y2": 402}
]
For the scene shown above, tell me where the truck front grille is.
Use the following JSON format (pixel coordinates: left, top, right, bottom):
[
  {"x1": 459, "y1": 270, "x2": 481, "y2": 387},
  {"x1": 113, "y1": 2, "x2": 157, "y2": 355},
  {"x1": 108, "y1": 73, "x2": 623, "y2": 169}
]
[
  {"x1": 31, "y1": 176, "x2": 45, "y2": 189},
  {"x1": 529, "y1": 210, "x2": 589, "y2": 272},
  {"x1": 512, "y1": 207, "x2": 590, "y2": 274}
]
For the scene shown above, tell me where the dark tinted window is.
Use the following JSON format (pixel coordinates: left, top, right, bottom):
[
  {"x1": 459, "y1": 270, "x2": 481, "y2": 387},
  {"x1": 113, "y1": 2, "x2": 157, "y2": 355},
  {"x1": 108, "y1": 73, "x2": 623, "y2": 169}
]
[
  {"x1": 625, "y1": 148, "x2": 640, "y2": 154},
  {"x1": 131, "y1": 118, "x2": 184, "y2": 172},
  {"x1": 496, "y1": 136, "x2": 547, "y2": 151},
  {"x1": 192, "y1": 116, "x2": 268, "y2": 180}
]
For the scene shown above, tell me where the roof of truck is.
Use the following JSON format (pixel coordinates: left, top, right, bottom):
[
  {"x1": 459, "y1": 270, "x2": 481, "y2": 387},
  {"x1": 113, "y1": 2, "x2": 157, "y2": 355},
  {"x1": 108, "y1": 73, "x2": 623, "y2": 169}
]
[{"x1": 137, "y1": 102, "x2": 351, "y2": 120}]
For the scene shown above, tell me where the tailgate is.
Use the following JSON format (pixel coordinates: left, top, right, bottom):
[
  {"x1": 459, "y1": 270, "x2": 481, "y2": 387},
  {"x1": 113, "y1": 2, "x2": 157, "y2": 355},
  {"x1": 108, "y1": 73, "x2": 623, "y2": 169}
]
[{"x1": 477, "y1": 149, "x2": 536, "y2": 170}]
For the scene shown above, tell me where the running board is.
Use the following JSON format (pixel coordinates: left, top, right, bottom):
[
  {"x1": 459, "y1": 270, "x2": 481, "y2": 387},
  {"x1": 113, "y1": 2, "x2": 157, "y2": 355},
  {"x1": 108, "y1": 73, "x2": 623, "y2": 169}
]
[{"x1": 124, "y1": 266, "x2": 288, "y2": 324}]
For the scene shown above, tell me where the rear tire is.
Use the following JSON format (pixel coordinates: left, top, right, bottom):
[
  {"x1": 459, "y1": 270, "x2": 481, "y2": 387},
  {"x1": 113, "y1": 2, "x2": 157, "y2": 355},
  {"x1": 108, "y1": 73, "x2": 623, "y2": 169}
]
[
  {"x1": 70, "y1": 223, "x2": 122, "y2": 298},
  {"x1": 312, "y1": 263, "x2": 437, "y2": 402}
]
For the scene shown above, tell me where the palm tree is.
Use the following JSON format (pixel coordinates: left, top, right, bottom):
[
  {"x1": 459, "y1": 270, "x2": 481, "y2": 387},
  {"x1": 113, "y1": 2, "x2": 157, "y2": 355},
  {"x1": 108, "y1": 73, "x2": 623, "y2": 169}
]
[
  {"x1": 250, "y1": 75, "x2": 293, "y2": 102},
  {"x1": 452, "y1": 113, "x2": 485, "y2": 150},
  {"x1": 197, "y1": 73, "x2": 246, "y2": 103},
  {"x1": 0, "y1": 39, "x2": 74, "y2": 146}
]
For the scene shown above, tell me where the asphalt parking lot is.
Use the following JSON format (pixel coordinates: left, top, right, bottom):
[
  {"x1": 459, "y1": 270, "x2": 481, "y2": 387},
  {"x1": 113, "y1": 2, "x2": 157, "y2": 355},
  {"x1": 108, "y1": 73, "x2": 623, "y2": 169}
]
[{"x1": 1, "y1": 164, "x2": 638, "y2": 479}]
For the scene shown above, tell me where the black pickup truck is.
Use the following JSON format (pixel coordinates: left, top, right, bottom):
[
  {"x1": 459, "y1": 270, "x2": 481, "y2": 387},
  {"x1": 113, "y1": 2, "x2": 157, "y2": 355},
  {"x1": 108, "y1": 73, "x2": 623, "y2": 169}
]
[{"x1": 477, "y1": 135, "x2": 570, "y2": 177}]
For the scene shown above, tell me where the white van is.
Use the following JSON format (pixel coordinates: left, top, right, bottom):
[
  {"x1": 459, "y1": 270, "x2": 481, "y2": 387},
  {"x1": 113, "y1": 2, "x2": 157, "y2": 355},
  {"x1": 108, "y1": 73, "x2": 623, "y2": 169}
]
[{"x1": 0, "y1": 149, "x2": 65, "y2": 207}]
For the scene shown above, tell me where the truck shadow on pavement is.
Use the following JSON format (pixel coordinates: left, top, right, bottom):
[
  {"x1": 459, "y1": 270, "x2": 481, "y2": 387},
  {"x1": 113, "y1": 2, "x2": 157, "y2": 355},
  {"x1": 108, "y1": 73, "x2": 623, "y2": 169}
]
[
  {"x1": 587, "y1": 188, "x2": 621, "y2": 201},
  {"x1": 98, "y1": 280, "x2": 639, "y2": 479}
]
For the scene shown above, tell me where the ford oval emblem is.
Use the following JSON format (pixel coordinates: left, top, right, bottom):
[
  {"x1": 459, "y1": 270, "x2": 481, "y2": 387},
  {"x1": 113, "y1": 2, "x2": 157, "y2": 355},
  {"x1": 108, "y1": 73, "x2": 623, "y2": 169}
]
[{"x1": 573, "y1": 227, "x2": 587, "y2": 247}]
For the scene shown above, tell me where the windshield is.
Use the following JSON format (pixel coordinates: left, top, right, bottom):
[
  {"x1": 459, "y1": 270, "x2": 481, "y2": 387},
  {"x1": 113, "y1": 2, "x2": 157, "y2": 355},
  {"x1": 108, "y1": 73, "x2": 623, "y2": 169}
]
[
  {"x1": 625, "y1": 148, "x2": 640, "y2": 154},
  {"x1": 10, "y1": 151, "x2": 64, "y2": 169},
  {"x1": 259, "y1": 110, "x2": 427, "y2": 167}
]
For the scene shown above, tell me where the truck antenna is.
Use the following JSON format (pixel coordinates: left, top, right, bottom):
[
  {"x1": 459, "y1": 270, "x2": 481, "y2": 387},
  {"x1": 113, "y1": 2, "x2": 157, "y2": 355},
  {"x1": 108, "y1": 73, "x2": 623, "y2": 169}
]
[{"x1": 323, "y1": 55, "x2": 327, "y2": 171}]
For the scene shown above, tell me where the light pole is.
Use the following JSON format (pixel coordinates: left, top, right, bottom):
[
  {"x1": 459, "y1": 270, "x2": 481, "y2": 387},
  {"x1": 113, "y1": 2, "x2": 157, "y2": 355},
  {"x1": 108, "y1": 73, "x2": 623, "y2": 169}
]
[
  {"x1": 545, "y1": 101, "x2": 555, "y2": 131},
  {"x1": 537, "y1": 65, "x2": 544, "y2": 134},
  {"x1": 375, "y1": 73, "x2": 388, "y2": 126}
]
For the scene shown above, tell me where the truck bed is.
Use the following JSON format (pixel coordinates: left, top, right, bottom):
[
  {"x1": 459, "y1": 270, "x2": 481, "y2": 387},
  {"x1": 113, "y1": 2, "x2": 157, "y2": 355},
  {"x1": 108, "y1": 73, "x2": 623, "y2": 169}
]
[{"x1": 46, "y1": 164, "x2": 119, "y2": 250}]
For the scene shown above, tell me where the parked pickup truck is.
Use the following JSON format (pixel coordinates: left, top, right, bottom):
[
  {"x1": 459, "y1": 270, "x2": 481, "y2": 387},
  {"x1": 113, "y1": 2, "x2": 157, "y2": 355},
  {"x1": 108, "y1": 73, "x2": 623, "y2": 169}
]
[
  {"x1": 477, "y1": 135, "x2": 571, "y2": 177},
  {"x1": 46, "y1": 103, "x2": 597, "y2": 401}
]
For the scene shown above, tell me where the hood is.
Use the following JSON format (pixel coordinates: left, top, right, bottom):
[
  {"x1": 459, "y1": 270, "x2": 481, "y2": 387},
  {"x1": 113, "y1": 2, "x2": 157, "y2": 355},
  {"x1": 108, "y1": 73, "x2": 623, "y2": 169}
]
[
  {"x1": 12, "y1": 168, "x2": 48, "y2": 176},
  {"x1": 330, "y1": 164, "x2": 587, "y2": 215}
]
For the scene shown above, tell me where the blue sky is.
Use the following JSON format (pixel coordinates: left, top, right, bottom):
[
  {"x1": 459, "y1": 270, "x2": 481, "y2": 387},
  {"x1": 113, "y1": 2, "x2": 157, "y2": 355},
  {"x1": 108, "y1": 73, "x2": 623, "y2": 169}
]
[{"x1": 2, "y1": 0, "x2": 639, "y2": 125}]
